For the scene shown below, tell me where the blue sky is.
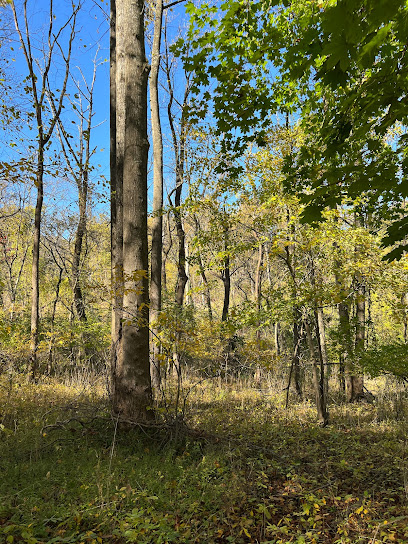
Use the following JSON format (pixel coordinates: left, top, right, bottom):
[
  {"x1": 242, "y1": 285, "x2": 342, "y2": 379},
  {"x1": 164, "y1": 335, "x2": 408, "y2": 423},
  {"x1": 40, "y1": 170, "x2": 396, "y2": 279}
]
[{"x1": 2, "y1": 0, "x2": 190, "y2": 219}]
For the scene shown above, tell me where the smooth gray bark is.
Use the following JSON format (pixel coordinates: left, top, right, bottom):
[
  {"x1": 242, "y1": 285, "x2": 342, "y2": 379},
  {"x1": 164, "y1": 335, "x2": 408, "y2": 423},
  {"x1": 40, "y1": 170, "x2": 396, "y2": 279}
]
[{"x1": 149, "y1": 0, "x2": 164, "y2": 391}]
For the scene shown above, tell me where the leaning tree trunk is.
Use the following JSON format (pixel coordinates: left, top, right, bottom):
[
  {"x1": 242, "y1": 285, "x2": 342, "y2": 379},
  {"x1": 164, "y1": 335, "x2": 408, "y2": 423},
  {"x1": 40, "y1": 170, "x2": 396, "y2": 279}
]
[
  {"x1": 149, "y1": 0, "x2": 164, "y2": 392},
  {"x1": 111, "y1": 0, "x2": 153, "y2": 422}
]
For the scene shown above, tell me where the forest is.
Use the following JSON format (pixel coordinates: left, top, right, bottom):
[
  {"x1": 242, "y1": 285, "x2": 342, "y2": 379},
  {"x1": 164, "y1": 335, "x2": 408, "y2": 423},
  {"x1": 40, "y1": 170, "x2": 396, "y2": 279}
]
[{"x1": 1, "y1": 0, "x2": 408, "y2": 542}]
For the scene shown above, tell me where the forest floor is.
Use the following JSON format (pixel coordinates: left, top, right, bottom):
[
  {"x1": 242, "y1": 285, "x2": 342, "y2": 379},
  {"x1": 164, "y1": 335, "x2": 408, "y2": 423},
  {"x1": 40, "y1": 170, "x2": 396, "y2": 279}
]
[{"x1": 1, "y1": 372, "x2": 408, "y2": 543}]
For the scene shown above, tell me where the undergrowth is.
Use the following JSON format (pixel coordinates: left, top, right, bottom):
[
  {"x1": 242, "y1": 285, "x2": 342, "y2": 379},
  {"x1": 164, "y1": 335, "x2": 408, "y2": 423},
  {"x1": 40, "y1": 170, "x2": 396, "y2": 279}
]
[{"x1": 1, "y1": 374, "x2": 408, "y2": 543}]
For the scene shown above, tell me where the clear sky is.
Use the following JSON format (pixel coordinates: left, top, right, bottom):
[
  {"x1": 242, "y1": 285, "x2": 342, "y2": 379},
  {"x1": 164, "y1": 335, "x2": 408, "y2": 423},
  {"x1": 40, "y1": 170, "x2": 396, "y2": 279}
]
[{"x1": 1, "y1": 0, "x2": 190, "y2": 220}]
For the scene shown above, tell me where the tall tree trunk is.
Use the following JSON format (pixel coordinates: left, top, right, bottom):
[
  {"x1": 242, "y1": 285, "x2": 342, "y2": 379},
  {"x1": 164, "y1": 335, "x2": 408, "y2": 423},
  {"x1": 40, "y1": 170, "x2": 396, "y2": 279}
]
[
  {"x1": 149, "y1": 0, "x2": 164, "y2": 392},
  {"x1": 346, "y1": 277, "x2": 365, "y2": 401},
  {"x1": 253, "y1": 241, "x2": 263, "y2": 385},
  {"x1": 333, "y1": 246, "x2": 350, "y2": 393},
  {"x1": 292, "y1": 308, "x2": 302, "y2": 398},
  {"x1": 193, "y1": 215, "x2": 212, "y2": 320},
  {"x1": 112, "y1": 0, "x2": 152, "y2": 422},
  {"x1": 48, "y1": 264, "x2": 63, "y2": 374},
  {"x1": 316, "y1": 307, "x2": 329, "y2": 397},
  {"x1": 282, "y1": 209, "x2": 303, "y2": 397},
  {"x1": 338, "y1": 302, "x2": 350, "y2": 393},
  {"x1": 402, "y1": 293, "x2": 408, "y2": 343},
  {"x1": 162, "y1": 212, "x2": 173, "y2": 293},
  {"x1": 110, "y1": 0, "x2": 123, "y2": 399},
  {"x1": 164, "y1": 31, "x2": 190, "y2": 311},
  {"x1": 165, "y1": 46, "x2": 190, "y2": 376},
  {"x1": 171, "y1": 127, "x2": 187, "y2": 375},
  {"x1": 30, "y1": 154, "x2": 44, "y2": 379},
  {"x1": 72, "y1": 178, "x2": 88, "y2": 322},
  {"x1": 198, "y1": 254, "x2": 212, "y2": 321},
  {"x1": 12, "y1": 0, "x2": 78, "y2": 380},
  {"x1": 309, "y1": 253, "x2": 329, "y2": 411},
  {"x1": 274, "y1": 322, "x2": 280, "y2": 355},
  {"x1": 221, "y1": 225, "x2": 230, "y2": 322},
  {"x1": 305, "y1": 318, "x2": 328, "y2": 426},
  {"x1": 53, "y1": 59, "x2": 98, "y2": 325},
  {"x1": 185, "y1": 241, "x2": 193, "y2": 306},
  {"x1": 285, "y1": 310, "x2": 302, "y2": 408},
  {"x1": 345, "y1": 215, "x2": 366, "y2": 402},
  {"x1": 174, "y1": 198, "x2": 188, "y2": 308},
  {"x1": 254, "y1": 242, "x2": 263, "y2": 344}
]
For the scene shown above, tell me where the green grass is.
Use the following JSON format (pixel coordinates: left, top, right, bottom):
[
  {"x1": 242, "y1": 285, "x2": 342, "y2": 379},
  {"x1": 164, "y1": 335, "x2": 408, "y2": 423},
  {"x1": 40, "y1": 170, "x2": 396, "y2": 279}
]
[{"x1": 1, "y1": 375, "x2": 408, "y2": 543}]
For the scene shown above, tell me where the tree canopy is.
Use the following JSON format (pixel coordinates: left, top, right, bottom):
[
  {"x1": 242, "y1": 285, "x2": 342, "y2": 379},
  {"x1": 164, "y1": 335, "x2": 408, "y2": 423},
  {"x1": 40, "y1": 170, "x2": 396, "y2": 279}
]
[{"x1": 175, "y1": 0, "x2": 408, "y2": 256}]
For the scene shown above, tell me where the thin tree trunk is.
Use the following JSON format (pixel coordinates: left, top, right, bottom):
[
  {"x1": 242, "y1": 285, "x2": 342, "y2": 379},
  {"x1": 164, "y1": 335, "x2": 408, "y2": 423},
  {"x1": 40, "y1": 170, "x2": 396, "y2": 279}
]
[
  {"x1": 334, "y1": 250, "x2": 350, "y2": 394},
  {"x1": 185, "y1": 241, "x2": 193, "y2": 306},
  {"x1": 164, "y1": 29, "x2": 190, "y2": 310},
  {"x1": 72, "y1": 191, "x2": 87, "y2": 322},
  {"x1": 292, "y1": 308, "x2": 302, "y2": 398},
  {"x1": 171, "y1": 123, "x2": 187, "y2": 376},
  {"x1": 162, "y1": 212, "x2": 173, "y2": 293},
  {"x1": 165, "y1": 42, "x2": 190, "y2": 376},
  {"x1": 198, "y1": 254, "x2": 212, "y2": 321},
  {"x1": 174, "y1": 199, "x2": 188, "y2": 308},
  {"x1": 305, "y1": 318, "x2": 328, "y2": 426},
  {"x1": 345, "y1": 277, "x2": 365, "y2": 401},
  {"x1": 286, "y1": 315, "x2": 302, "y2": 408},
  {"x1": 402, "y1": 293, "x2": 408, "y2": 343},
  {"x1": 30, "y1": 155, "x2": 44, "y2": 378},
  {"x1": 221, "y1": 227, "x2": 230, "y2": 322},
  {"x1": 254, "y1": 242, "x2": 263, "y2": 347},
  {"x1": 110, "y1": 0, "x2": 123, "y2": 398},
  {"x1": 274, "y1": 322, "x2": 280, "y2": 355},
  {"x1": 48, "y1": 265, "x2": 63, "y2": 374},
  {"x1": 344, "y1": 214, "x2": 366, "y2": 402},
  {"x1": 12, "y1": 0, "x2": 78, "y2": 380},
  {"x1": 316, "y1": 307, "x2": 329, "y2": 397},
  {"x1": 149, "y1": 0, "x2": 164, "y2": 392},
  {"x1": 193, "y1": 215, "x2": 212, "y2": 320},
  {"x1": 52, "y1": 59, "x2": 99, "y2": 325},
  {"x1": 338, "y1": 298, "x2": 350, "y2": 393},
  {"x1": 309, "y1": 253, "x2": 329, "y2": 409}
]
